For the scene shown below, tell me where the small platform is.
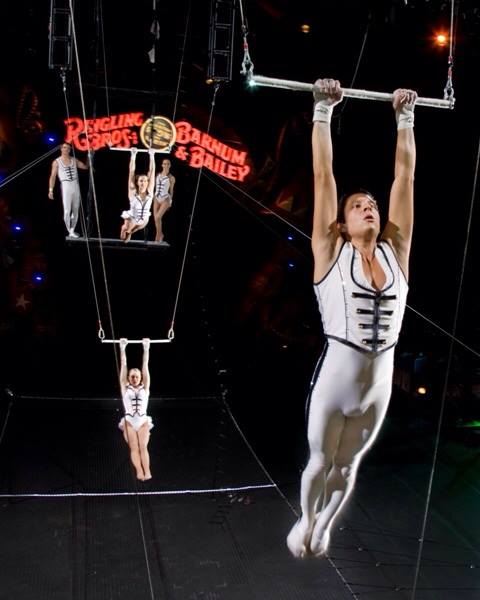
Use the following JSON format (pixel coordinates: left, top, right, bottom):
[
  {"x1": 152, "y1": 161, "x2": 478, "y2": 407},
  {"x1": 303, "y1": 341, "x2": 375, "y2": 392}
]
[{"x1": 65, "y1": 236, "x2": 170, "y2": 250}]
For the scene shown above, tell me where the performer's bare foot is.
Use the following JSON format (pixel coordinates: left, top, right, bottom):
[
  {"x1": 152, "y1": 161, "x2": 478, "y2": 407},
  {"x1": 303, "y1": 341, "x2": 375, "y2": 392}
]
[
  {"x1": 143, "y1": 472, "x2": 152, "y2": 481},
  {"x1": 310, "y1": 521, "x2": 331, "y2": 557},
  {"x1": 286, "y1": 517, "x2": 314, "y2": 558}
]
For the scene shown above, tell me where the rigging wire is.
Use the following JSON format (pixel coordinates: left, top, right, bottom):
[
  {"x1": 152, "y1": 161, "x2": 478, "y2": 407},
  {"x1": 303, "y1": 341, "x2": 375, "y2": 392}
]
[{"x1": 67, "y1": 3, "x2": 156, "y2": 599}]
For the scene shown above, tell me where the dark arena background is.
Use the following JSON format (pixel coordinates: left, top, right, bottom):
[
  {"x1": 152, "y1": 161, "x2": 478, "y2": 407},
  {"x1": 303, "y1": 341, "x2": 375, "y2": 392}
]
[{"x1": 0, "y1": 1, "x2": 479, "y2": 599}]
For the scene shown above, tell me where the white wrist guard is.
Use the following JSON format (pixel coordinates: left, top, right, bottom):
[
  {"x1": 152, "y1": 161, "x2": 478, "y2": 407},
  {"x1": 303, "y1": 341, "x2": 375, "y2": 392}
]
[
  {"x1": 396, "y1": 105, "x2": 415, "y2": 130},
  {"x1": 313, "y1": 102, "x2": 334, "y2": 124}
]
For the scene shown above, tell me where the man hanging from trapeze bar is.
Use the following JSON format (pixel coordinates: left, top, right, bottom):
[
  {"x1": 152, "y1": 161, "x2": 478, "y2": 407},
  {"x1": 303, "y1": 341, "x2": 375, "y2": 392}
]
[
  {"x1": 287, "y1": 78, "x2": 417, "y2": 557},
  {"x1": 118, "y1": 337, "x2": 153, "y2": 481},
  {"x1": 120, "y1": 147, "x2": 155, "y2": 242},
  {"x1": 153, "y1": 156, "x2": 175, "y2": 244},
  {"x1": 48, "y1": 142, "x2": 89, "y2": 238}
]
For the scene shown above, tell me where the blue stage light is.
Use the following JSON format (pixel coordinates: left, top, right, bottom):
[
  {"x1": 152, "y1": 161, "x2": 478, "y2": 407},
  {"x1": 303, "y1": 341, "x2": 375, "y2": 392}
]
[
  {"x1": 43, "y1": 132, "x2": 58, "y2": 146},
  {"x1": 33, "y1": 273, "x2": 45, "y2": 283},
  {"x1": 287, "y1": 234, "x2": 294, "y2": 241},
  {"x1": 13, "y1": 223, "x2": 23, "y2": 232},
  {"x1": 288, "y1": 261, "x2": 295, "y2": 268}
]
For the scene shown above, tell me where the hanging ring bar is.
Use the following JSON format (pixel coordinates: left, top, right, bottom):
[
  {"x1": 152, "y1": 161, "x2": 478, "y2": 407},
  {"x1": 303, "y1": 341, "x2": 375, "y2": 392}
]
[
  {"x1": 109, "y1": 147, "x2": 171, "y2": 154},
  {"x1": 101, "y1": 338, "x2": 172, "y2": 344},
  {"x1": 247, "y1": 73, "x2": 455, "y2": 109}
]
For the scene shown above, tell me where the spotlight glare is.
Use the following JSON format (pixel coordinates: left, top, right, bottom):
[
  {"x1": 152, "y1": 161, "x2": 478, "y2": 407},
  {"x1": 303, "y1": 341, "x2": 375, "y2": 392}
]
[
  {"x1": 417, "y1": 386, "x2": 427, "y2": 395},
  {"x1": 435, "y1": 33, "x2": 447, "y2": 47},
  {"x1": 300, "y1": 24, "x2": 310, "y2": 34},
  {"x1": 43, "y1": 132, "x2": 58, "y2": 146},
  {"x1": 33, "y1": 273, "x2": 44, "y2": 283},
  {"x1": 13, "y1": 224, "x2": 23, "y2": 232},
  {"x1": 287, "y1": 235, "x2": 294, "y2": 241}
]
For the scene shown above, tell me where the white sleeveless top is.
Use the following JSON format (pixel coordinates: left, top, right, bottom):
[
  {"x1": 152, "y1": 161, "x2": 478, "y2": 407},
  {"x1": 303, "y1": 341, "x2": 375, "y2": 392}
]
[
  {"x1": 127, "y1": 193, "x2": 153, "y2": 221},
  {"x1": 56, "y1": 157, "x2": 78, "y2": 183},
  {"x1": 155, "y1": 174, "x2": 170, "y2": 199},
  {"x1": 314, "y1": 241, "x2": 408, "y2": 353},
  {"x1": 122, "y1": 384, "x2": 149, "y2": 417}
]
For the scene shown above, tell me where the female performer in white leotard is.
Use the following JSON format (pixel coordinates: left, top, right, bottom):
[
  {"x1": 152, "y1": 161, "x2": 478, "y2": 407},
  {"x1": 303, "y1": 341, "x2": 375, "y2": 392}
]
[
  {"x1": 287, "y1": 79, "x2": 417, "y2": 557},
  {"x1": 120, "y1": 148, "x2": 155, "y2": 242},
  {"x1": 153, "y1": 157, "x2": 175, "y2": 243},
  {"x1": 119, "y1": 337, "x2": 153, "y2": 481}
]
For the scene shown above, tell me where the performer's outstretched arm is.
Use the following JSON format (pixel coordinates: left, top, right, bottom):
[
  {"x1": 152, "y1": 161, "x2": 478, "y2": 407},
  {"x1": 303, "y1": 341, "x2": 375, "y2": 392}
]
[
  {"x1": 141, "y1": 338, "x2": 151, "y2": 395},
  {"x1": 119, "y1": 338, "x2": 128, "y2": 395},
  {"x1": 382, "y1": 89, "x2": 417, "y2": 280},
  {"x1": 311, "y1": 79, "x2": 344, "y2": 282}
]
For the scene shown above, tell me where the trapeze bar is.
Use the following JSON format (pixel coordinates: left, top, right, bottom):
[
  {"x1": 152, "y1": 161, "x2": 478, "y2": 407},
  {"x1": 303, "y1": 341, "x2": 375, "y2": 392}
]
[
  {"x1": 109, "y1": 147, "x2": 171, "y2": 153},
  {"x1": 249, "y1": 74, "x2": 455, "y2": 109},
  {"x1": 65, "y1": 237, "x2": 170, "y2": 248},
  {"x1": 102, "y1": 339, "x2": 172, "y2": 344}
]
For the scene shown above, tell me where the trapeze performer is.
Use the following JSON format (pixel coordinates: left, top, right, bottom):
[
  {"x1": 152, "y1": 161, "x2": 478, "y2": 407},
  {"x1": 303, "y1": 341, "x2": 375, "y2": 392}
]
[
  {"x1": 153, "y1": 157, "x2": 175, "y2": 243},
  {"x1": 48, "y1": 142, "x2": 89, "y2": 238},
  {"x1": 120, "y1": 147, "x2": 155, "y2": 242},
  {"x1": 287, "y1": 79, "x2": 417, "y2": 558},
  {"x1": 119, "y1": 337, "x2": 153, "y2": 481}
]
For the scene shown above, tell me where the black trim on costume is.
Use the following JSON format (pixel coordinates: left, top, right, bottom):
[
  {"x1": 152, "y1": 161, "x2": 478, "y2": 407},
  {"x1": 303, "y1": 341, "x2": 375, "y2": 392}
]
[
  {"x1": 305, "y1": 342, "x2": 328, "y2": 426},
  {"x1": 313, "y1": 241, "x2": 347, "y2": 287},
  {"x1": 378, "y1": 239, "x2": 409, "y2": 284},
  {"x1": 326, "y1": 334, "x2": 396, "y2": 355},
  {"x1": 350, "y1": 244, "x2": 395, "y2": 294}
]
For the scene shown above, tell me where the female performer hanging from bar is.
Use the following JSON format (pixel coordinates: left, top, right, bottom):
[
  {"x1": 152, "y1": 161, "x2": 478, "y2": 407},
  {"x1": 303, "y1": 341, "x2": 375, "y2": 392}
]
[
  {"x1": 118, "y1": 337, "x2": 153, "y2": 481},
  {"x1": 287, "y1": 79, "x2": 417, "y2": 557},
  {"x1": 120, "y1": 147, "x2": 155, "y2": 242}
]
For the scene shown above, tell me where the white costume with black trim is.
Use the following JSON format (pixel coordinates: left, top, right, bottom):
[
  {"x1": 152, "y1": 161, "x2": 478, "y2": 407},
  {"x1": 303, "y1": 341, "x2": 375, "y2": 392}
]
[
  {"x1": 56, "y1": 157, "x2": 81, "y2": 232},
  {"x1": 121, "y1": 193, "x2": 153, "y2": 224},
  {"x1": 288, "y1": 240, "x2": 408, "y2": 556},
  {"x1": 309, "y1": 240, "x2": 408, "y2": 418},
  {"x1": 155, "y1": 174, "x2": 172, "y2": 205},
  {"x1": 119, "y1": 384, "x2": 153, "y2": 432}
]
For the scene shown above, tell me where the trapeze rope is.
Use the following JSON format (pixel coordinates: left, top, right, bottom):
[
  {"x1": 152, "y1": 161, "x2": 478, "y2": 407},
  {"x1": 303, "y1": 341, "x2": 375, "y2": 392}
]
[
  {"x1": 171, "y1": 0, "x2": 192, "y2": 123},
  {"x1": 166, "y1": 82, "x2": 221, "y2": 340},
  {"x1": 68, "y1": 5, "x2": 156, "y2": 599},
  {"x1": 67, "y1": 3, "x2": 116, "y2": 349},
  {"x1": 58, "y1": 70, "x2": 105, "y2": 346}
]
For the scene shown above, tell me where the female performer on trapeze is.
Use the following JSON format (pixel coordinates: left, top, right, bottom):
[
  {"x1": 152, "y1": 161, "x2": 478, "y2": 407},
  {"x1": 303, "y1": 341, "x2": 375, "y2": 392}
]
[
  {"x1": 287, "y1": 79, "x2": 417, "y2": 557},
  {"x1": 153, "y1": 157, "x2": 175, "y2": 243},
  {"x1": 119, "y1": 337, "x2": 153, "y2": 481},
  {"x1": 120, "y1": 147, "x2": 155, "y2": 242}
]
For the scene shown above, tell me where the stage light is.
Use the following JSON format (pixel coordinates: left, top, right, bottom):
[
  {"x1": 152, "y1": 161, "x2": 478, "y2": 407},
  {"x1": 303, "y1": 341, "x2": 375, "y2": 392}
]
[
  {"x1": 12, "y1": 223, "x2": 23, "y2": 232},
  {"x1": 435, "y1": 33, "x2": 448, "y2": 47},
  {"x1": 205, "y1": 78, "x2": 214, "y2": 85},
  {"x1": 287, "y1": 234, "x2": 294, "y2": 241},
  {"x1": 288, "y1": 261, "x2": 295, "y2": 268},
  {"x1": 32, "y1": 272, "x2": 45, "y2": 283},
  {"x1": 416, "y1": 386, "x2": 427, "y2": 395},
  {"x1": 248, "y1": 79, "x2": 256, "y2": 88},
  {"x1": 43, "y1": 132, "x2": 58, "y2": 146},
  {"x1": 300, "y1": 24, "x2": 310, "y2": 34}
]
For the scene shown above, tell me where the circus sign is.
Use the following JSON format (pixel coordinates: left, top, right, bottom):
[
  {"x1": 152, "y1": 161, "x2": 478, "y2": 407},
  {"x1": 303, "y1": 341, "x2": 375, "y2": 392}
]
[{"x1": 64, "y1": 112, "x2": 251, "y2": 182}]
